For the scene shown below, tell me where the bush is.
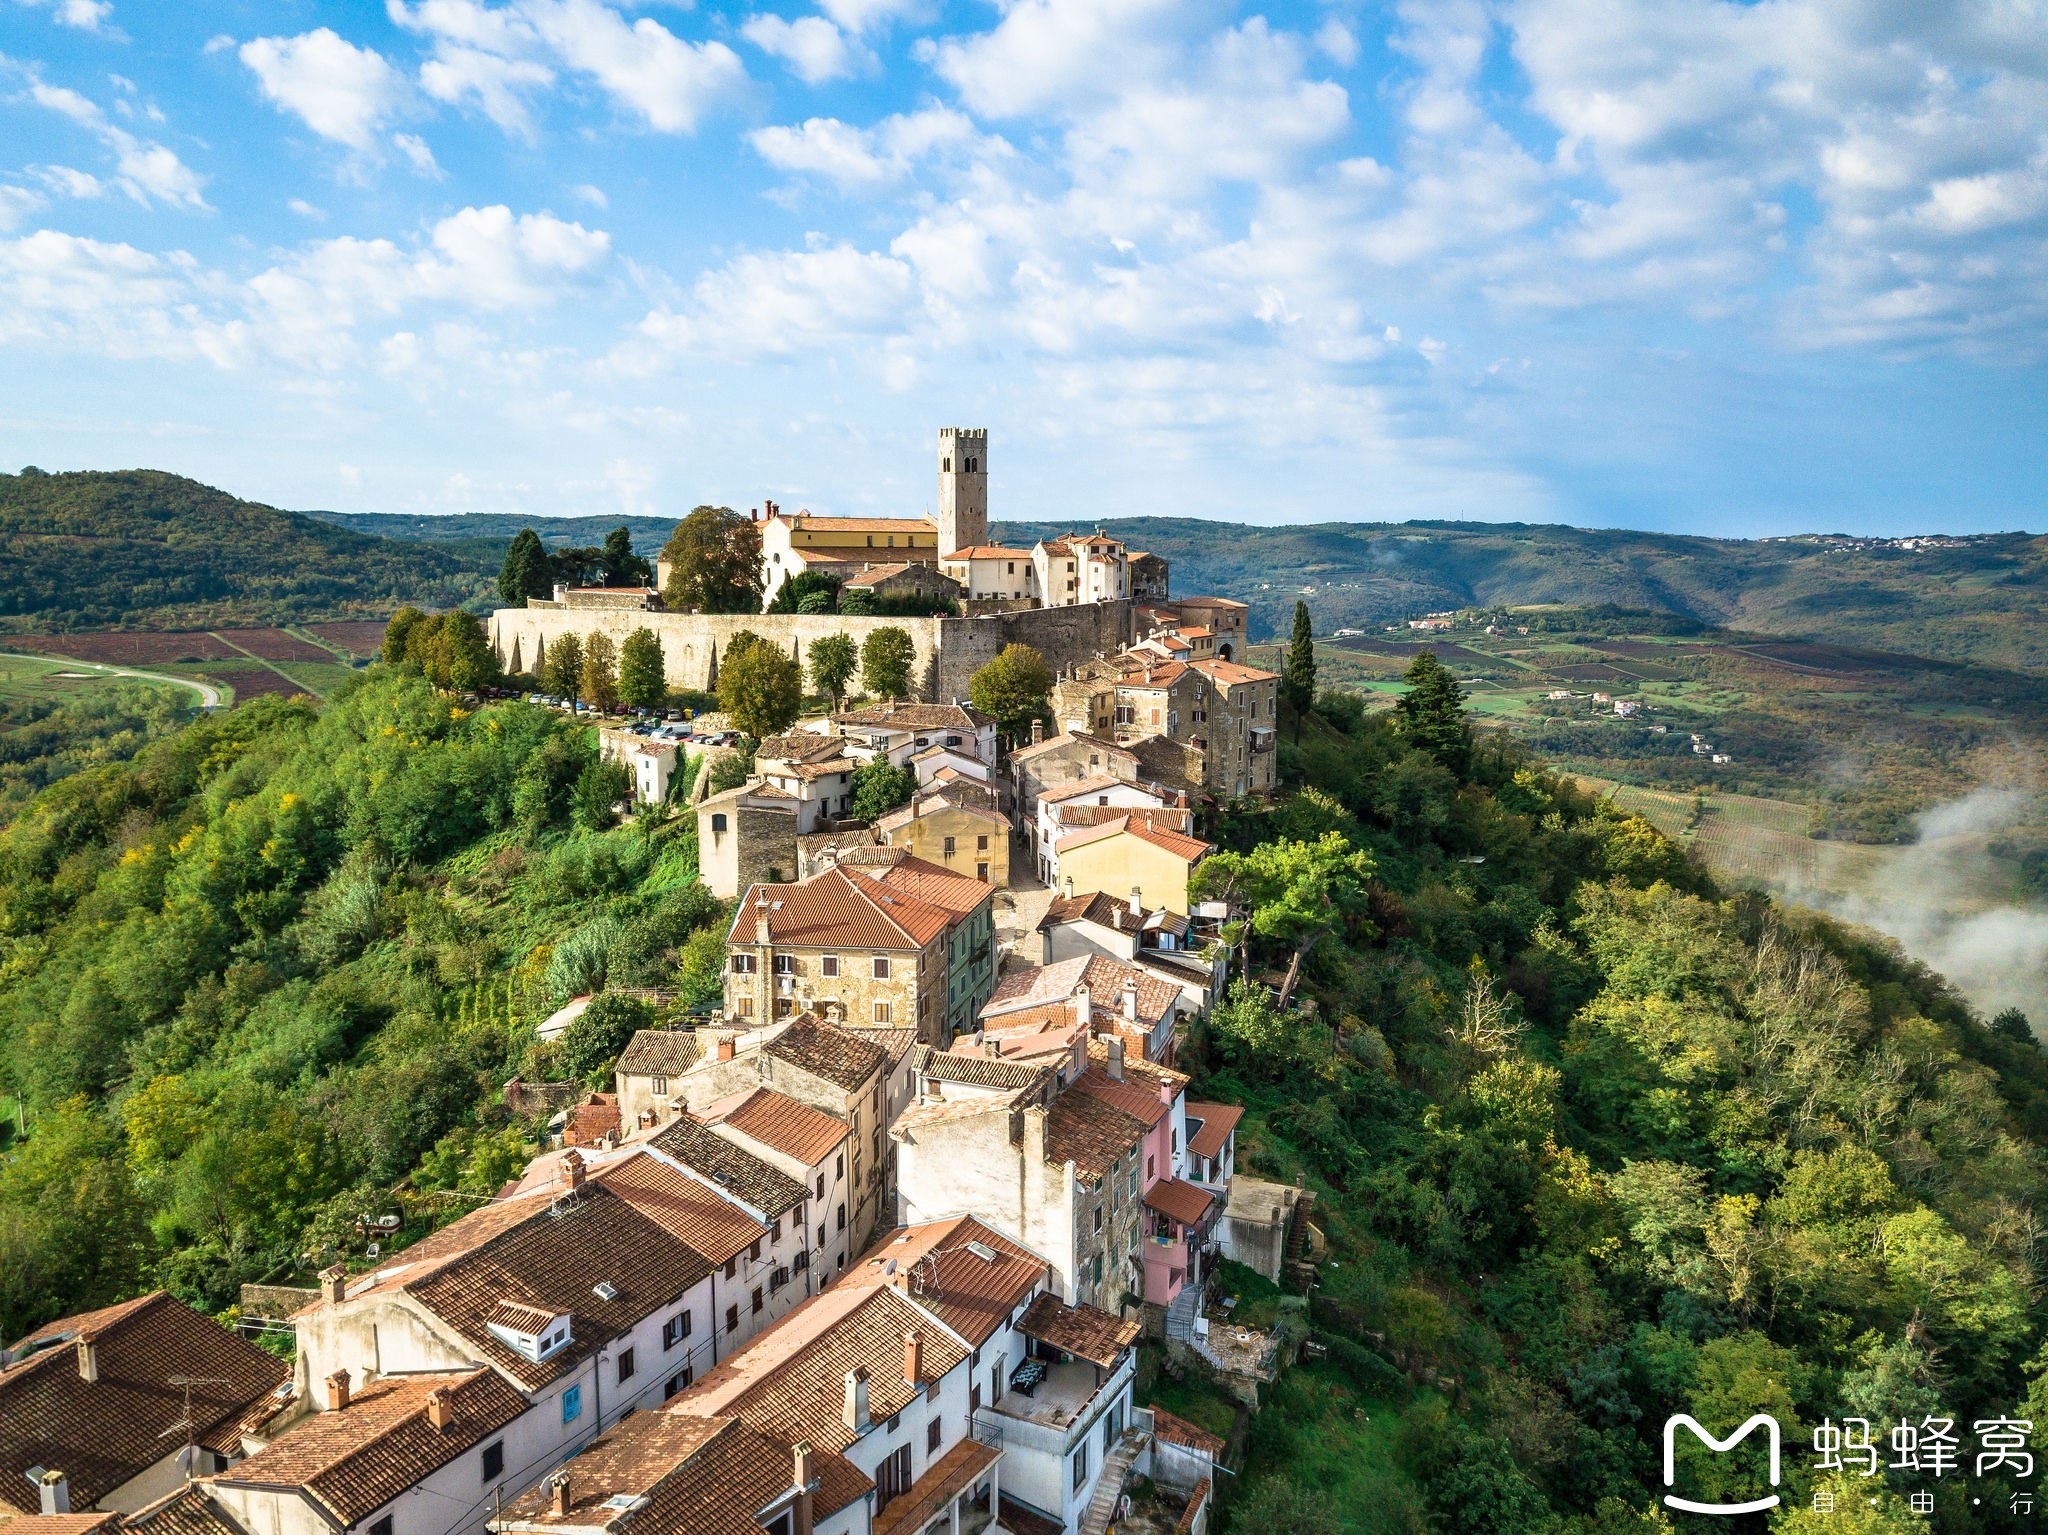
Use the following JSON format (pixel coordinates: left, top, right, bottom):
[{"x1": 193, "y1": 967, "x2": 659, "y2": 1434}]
[{"x1": 559, "y1": 992, "x2": 654, "y2": 1083}]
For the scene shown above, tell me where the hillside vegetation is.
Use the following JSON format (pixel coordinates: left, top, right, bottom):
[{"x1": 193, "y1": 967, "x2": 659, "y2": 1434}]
[
  {"x1": 0, "y1": 470, "x2": 489, "y2": 630},
  {"x1": 1, "y1": 653, "x2": 2044, "y2": 1532}
]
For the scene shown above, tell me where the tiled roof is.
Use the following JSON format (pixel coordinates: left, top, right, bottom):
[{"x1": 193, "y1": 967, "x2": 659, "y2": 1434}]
[
  {"x1": 763, "y1": 1014, "x2": 887, "y2": 1092},
  {"x1": 1038, "y1": 890, "x2": 1148, "y2": 935},
  {"x1": 731, "y1": 866, "x2": 949, "y2": 951},
  {"x1": 939, "y1": 545, "x2": 1032, "y2": 560},
  {"x1": 1173, "y1": 596, "x2": 1247, "y2": 611},
  {"x1": 870, "y1": 855, "x2": 995, "y2": 917},
  {"x1": 833, "y1": 702, "x2": 991, "y2": 731},
  {"x1": 1056, "y1": 815, "x2": 1212, "y2": 863},
  {"x1": 1149, "y1": 1406, "x2": 1224, "y2": 1456},
  {"x1": 1009, "y1": 730, "x2": 1128, "y2": 764},
  {"x1": 122, "y1": 1489, "x2": 245, "y2": 1535},
  {"x1": 1188, "y1": 658, "x2": 1278, "y2": 686},
  {"x1": 842, "y1": 1217, "x2": 1047, "y2": 1347},
  {"x1": 876, "y1": 795, "x2": 1008, "y2": 833},
  {"x1": 1043, "y1": 1087, "x2": 1145, "y2": 1185},
  {"x1": 0, "y1": 1517, "x2": 119, "y2": 1535},
  {"x1": 871, "y1": 1438, "x2": 1001, "y2": 1535},
  {"x1": 890, "y1": 1091, "x2": 1024, "y2": 1135},
  {"x1": 563, "y1": 1093, "x2": 620, "y2": 1147},
  {"x1": 987, "y1": 956, "x2": 1180, "y2": 1029},
  {"x1": 212, "y1": 1369, "x2": 525, "y2": 1528},
  {"x1": 772, "y1": 513, "x2": 937, "y2": 534},
  {"x1": 594, "y1": 1152, "x2": 767, "y2": 1266},
  {"x1": 0, "y1": 1292, "x2": 289, "y2": 1514},
  {"x1": 491, "y1": 1413, "x2": 869, "y2": 1535},
  {"x1": 1183, "y1": 1102, "x2": 1244, "y2": 1162},
  {"x1": 649, "y1": 1118, "x2": 808, "y2": 1219},
  {"x1": 1039, "y1": 774, "x2": 1155, "y2": 807},
  {"x1": 709, "y1": 1088, "x2": 847, "y2": 1169},
  {"x1": 911, "y1": 1045, "x2": 1049, "y2": 1094},
  {"x1": 674, "y1": 1287, "x2": 969, "y2": 1455},
  {"x1": 1118, "y1": 661, "x2": 1190, "y2": 685},
  {"x1": 616, "y1": 1030, "x2": 703, "y2": 1078},
  {"x1": 845, "y1": 562, "x2": 943, "y2": 586},
  {"x1": 754, "y1": 733, "x2": 848, "y2": 764},
  {"x1": 1014, "y1": 1293, "x2": 1140, "y2": 1368},
  {"x1": 1084, "y1": 1037, "x2": 1187, "y2": 1091},
  {"x1": 1074, "y1": 1068, "x2": 1168, "y2": 1128},
  {"x1": 1143, "y1": 1178, "x2": 1217, "y2": 1228}
]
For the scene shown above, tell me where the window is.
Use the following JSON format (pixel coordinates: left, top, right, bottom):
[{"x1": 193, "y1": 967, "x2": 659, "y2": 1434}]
[
  {"x1": 651, "y1": 1075, "x2": 667, "y2": 1095},
  {"x1": 872, "y1": 956, "x2": 891, "y2": 979},
  {"x1": 815, "y1": 1174, "x2": 825, "y2": 1198},
  {"x1": 977, "y1": 834, "x2": 989, "y2": 851},
  {"x1": 724, "y1": 1257, "x2": 737, "y2": 1280},
  {"x1": 971, "y1": 1383, "x2": 982, "y2": 1414},
  {"x1": 822, "y1": 955, "x2": 839, "y2": 978},
  {"x1": 481, "y1": 1441, "x2": 504, "y2": 1482},
  {"x1": 1073, "y1": 1443, "x2": 1090, "y2": 1491},
  {"x1": 1094, "y1": 1206, "x2": 1103, "y2": 1233},
  {"x1": 768, "y1": 1214, "x2": 780, "y2": 1239},
  {"x1": 664, "y1": 1367, "x2": 692, "y2": 1397},
  {"x1": 992, "y1": 1360, "x2": 1005, "y2": 1402},
  {"x1": 1147, "y1": 1155, "x2": 1155, "y2": 1179},
  {"x1": 711, "y1": 812, "x2": 727, "y2": 833},
  {"x1": 725, "y1": 1303, "x2": 740, "y2": 1332},
  {"x1": 872, "y1": 1000, "x2": 891, "y2": 1024},
  {"x1": 663, "y1": 1312, "x2": 692, "y2": 1349},
  {"x1": 562, "y1": 1385, "x2": 582, "y2": 1423},
  {"x1": 749, "y1": 1238, "x2": 762, "y2": 1262},
  {"x1": 773, "y1": 954, "x2": 795, "y2": 974},
  {"x1": 369, "y1": 1519, "x2": 392, "y2": 1535},
  {"x1": 751, "y1": 1286, "x2": 764, "y2": 1314},
  {"x1": 876, "y1": 1447, "x2": 913, "y2": 1513},
  {"x1": 617, "y1": 1348, "x2": 636, "y2": 1383},
  {"x1": 836, "y1": 1152, "x2": 846, "y2": 1178},
  {"x1": 836, "y1": 1202, "x2": 846, "y2": 1230},
  {"x1": 977, "y1": 864, "x2": 989, "y2": 883},
  {"x1": 887, "y1": 1413, "x2": 902, "y2": 1434},
  {"x1": 774, "y1": 997, "x2": 794, "y2": 1018},
  {"x1": 770, "y1": 1264, "x2": 791, "y2": 1292},
  {"x1": 730, "y1": 953, "x2": 756, "y2": 973},
  {"x1": 738, "y1": 997, "x2": 755, "y2": 1018},
  {"x1": 928, "y1": 1419, "x2": 943, "y2": 1453}
]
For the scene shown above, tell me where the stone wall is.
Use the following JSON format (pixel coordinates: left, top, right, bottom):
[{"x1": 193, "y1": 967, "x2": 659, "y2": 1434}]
[{"x1": 490, "y1": 598, "x2": 1132, "y2": 702}]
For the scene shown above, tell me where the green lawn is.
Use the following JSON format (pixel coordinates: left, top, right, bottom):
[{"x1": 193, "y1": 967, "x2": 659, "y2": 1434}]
[
  {"x1": 1237, "y1": 1363, "x2": 1429, "y2": 1534},
  {"x1": 0, "y1": 650, "x2": 200, "y2": 709}
]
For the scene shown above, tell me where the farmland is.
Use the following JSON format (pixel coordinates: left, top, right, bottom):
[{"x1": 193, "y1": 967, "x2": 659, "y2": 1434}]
[
  {"x1": 4, "y1": 626, "x2": 366, "y2": 707},
  {"x1": 0, "y1": 651, "x2": 200, "y2": 820}
]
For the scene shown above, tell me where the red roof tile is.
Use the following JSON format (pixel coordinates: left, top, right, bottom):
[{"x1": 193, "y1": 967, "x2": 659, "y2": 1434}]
[
  {"x1": 709, "y1": 1088, "x2": 847, "y2": 1169},
  {"x1": 1184, "y1": 1102, "x2": 1243, "y2": 1162},
  {"x1": 841, "y1": 1218, "x2": 1047, "y2": 1348},
  {"x1": 1014, "y1": 1293, "x2": 1140, "y2": 1368},
  {"x1": 1143, "y1": 1178, "x2": 1216, "y2": 1228}
]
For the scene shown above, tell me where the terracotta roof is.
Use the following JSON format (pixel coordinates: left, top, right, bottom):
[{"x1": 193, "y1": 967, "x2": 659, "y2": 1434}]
[
  {"x1": 0, "y1": 1517, "x2": 119, "y2": 1535},
  {"x1": 212, "y1": 1370, "x2": 525, "y2": 1528},
  {"x1": 833, "y1": 702, "x2": 992, "y2": 731},
  {"x1": 708, "y1": 1088, "x2": 847, "y2": 1169},
  {"x1": 1009, "y1": 730, "x2": 1127, "y2": 764},
  {"x1": 124, "y1": 1490, "x2": 244, "y2": 1535},
  {"x1": 649, "y1": 1118, "x2": 808, "y2": 1219},
  {"x1": 1057, "y1": 804, "x2": 1194, "y2": 833},
  {"x1": 616, "y1": 1030, "x2": 704, "y2": 1078},
  {"x1": 731, "y1": 866, "x2": 949, "y2": 951},
  {"x1": 939, "y1": 545, "x2": 1031, "y2": 560},
  {"x1": 1013, "y1": 1293, "x2": 1140, "y2": 1368},
  {"x1": 1143, "y1": 1177, "x2": 1217, "y2": 1228},
  {"x1": 1184, "y1": 1102, "x2": 1244, "y2": 1162},
  {"x1": 758, "y1": 732, "x2": 858, "y2": 763},
  {"x1": 771, "y1": 513, "x2": 937, "y2": 534},
  {"x1": 975, "y1": 1000, "x2": 1090, "y2": 1059},
  {"x1": 491, "y1": 1412, "x2": 869, "y2": 1535},
  {"x1": 1038, "y1": 890, "x2": 1148, "y2": 935},
  {"x1": 1148, "y1": 1406, "x2": 1225, "y2": 1456},
  {"x1": 1173, "y1": 596, "x2": 1247, "y2": 611},
  {"x1": 763, "y1": 1015, "x2": 888, "y2": 1093},
  {"x1": 1043, "y1": 1087, "x2": 1145, "y2": 1185},
  {"x1": 1056, "y1": 815, "x2": 1212, "y2": 862},
  {"x1": 0, "y1": 1293, "x2": 288, "y2": 1514},
  {"x1": 871, "y1": 1437, "x2": 1001, "y2": 1535},
  {"x1": 842, "y1": 1217, "x2": 1047, "y2": 1347},
  {"x1": 1074, "y1": 1067, "x2": 1168, "y2": 1128},
  {"x1": 869, "y1": 856, "x2": 996, "y2": 917},
  {"x1": 876, "y1": 794, "x2": 1008, "y2": 834},
  {"x1": 987, "y1": 956, "x2": 1180, "y2": 1029},
  {"x1": 1188, "y1": 658, "x2": 1278, "y2": 686},
  {"x1": 593, "y1": 1152, "x2": 768, "y2": 1266},
  {"x1": 845, "y1": 562, "x2": 946, "y2": 587},
  {"x1": 859, "y1": 1026, "x2": 922, "y2": 1065},
  {"x1": 1176, "y1": 1478, "x2": 1213, "y2": 1535},
  {"x1": 1084, "y1": 1037, "x2": 1187, "y2": 1090},
  {"x1": 1118, "y1": 661, "x2": 1190, "y2": 685},
  {"x1": 1039, "y1": 774, "x2": 1157, "y2": 807},
  {"x1": 912, "y1": 1045, "x2": 1050, "y2": 1094},
  {"x1": 674, "y1": 1286, "x2": 968, "y2": 1456}
]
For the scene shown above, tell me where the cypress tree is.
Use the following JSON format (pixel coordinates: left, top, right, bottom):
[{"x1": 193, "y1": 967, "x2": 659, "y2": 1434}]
[
  {"x1": 1283, "y1": 600, "x2": 1317, "y2": 738},
  {"x1": 498, "y1": 528, "x2": 552, "y2": 605},
  {"x1": 1395, "y1": 649, "x2": 1472, "y2": 778}
]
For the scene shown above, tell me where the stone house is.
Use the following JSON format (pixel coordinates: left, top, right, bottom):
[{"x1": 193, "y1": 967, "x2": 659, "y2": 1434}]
[
  {"x1": 1036, "y1": 888, "x2": 1226, "y2": 1017},
  {"x1": 724, "y1": 867, "x2": 954, "y2": 1042},
  {"x1": 695, "y1": 783, "x2": 801, "y2": 900},
  {"x1": 1032, "y1": 776, "x2": 1174, "y2": 887},
  {"x1": 1008, "y1": 730, "x2": 1139, "y2": 831},
  {"x1": 983, "y1": 954, "x2": 1185, "y2": 1065},
  {"x1": 873, "y1": 791, "x2": 1011, "y2": 888},
  {"x1": 691, "y1": 1087, "x2": 858, "y2": 1289},
  {"x1": 611, "y1": 1029, "x2": 703, "y2": 1126},
  {"x1": 814, "y1": 703, "x2": 998, "y2": 772},
  {"x1": 937, "y1": 544, "x2": 1037, "y2": 601},
  {"x1": 1186, "y1": 657, "x2": 1279, "y2": 800},
  {"x1": 597, "y1": 729, "x2": 679, "y2": 806},
  {"x1": 856, "y1": 851, "x2": 999, "y2": 1040},
  {"x1": 752, "y1": 734, "x2": 862, "y2": 825}
]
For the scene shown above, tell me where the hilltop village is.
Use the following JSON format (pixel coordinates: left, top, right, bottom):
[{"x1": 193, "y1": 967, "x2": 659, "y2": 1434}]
[{"x1": 4, "y1": 433, "x2": 1293, "y2": 1535}]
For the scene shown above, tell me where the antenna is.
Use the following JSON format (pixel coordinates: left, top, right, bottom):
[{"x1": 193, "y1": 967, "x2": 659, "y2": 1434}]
[{"x1": 160, "y1": 1375, "x2": 230, "y2": 1482}]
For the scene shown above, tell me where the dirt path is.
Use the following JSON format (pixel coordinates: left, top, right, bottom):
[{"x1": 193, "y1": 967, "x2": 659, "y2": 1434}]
[
  {"x1": 208, "y1": 631, "x2": 325, "y2": 698},
  {"x1": 75, "y1": 662, "x2": 224, "y2": 708}
]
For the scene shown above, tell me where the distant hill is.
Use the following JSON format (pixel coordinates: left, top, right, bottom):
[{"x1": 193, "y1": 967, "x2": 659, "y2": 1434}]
[{"x1": 0, "y1": 470, "x2": 490, "y2": 631}]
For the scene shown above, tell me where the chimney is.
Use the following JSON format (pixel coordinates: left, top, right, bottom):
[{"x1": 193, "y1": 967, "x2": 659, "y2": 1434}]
[
  {"x1": 755, "y1": 895, "x2": 771, "y2": 946},
  {"x1": 825, "y1": 1001, "x2": 843, "y2": 1025},
  {"x1": 1129, "y1": 887, "x2": 1142, "y2": 919},
  {"x1": 1061, "y1": 875, "x2": 1074, "y2": 900},
  {"x1": 1030, "y1": 718, "x2": 1043, "y2": 745},
  {"x1": 426, "y1": 1387, "x2": 455, "y2": 1432},
  {"x1": 842, "y1": 1368, "x2": 870, "y2": 1432},
  {"x1": 1107, "y1": 1036, "x2": 1126, "y2": 1082},
  {"x1": 903, "y1": 1330, "x2": 924, "y2": 1386},
  {"x1": 790, "y1": 1442, "x2": 815, "y2": 1535},
  {"x1": 319, "y1": 1264, "x2": 349, "y2": 1305},
  {"x1": 717, "y1": 1036, "x2": 736, "y2": 1063},
  {"x1": 37, "y1": 1471, "x2": 67, "y2": 1516},
  {"x1": 549, "y1": 1472, "x2": 572, "y2": 1517},
  {"x1": 563, "y1": 1149, "x2": 586, "y2": 1190},
  {"x1": 1122, "y1": 977, "x2": 1139, "y2": 1024},
  {"x1": 75, "y1": 1333, "x2": 98, "y2": 1384},
  {"x1": 327, "y1": 1369, "x2": 352, "y2": 1412},
  {"x1": 984, "y1": 1037, "x2": 1001, "y2": 1059}
]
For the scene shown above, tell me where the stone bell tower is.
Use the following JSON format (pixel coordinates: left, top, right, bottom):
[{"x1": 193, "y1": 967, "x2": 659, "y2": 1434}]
[{"x1": 936, "y1": 427, "x2": 988, "y2": 557}]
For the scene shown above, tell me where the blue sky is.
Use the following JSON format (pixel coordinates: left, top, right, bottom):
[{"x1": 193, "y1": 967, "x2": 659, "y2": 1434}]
[{"x1": 2, "y1": 0, "x2": 2045, "y2": 537}]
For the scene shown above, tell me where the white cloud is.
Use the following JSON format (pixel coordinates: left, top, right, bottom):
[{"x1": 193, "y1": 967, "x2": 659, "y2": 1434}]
[
  {"x1": 742, "y1": 14, "x2": 865, "y2": 85},
  {"x1": 13, "y1": 0, "x2": 116, "y2": 34},
  {"x1": 520, "y1": 0, "x2": 746, "y2": 133},
  {"x1": 417, "y1": 42, "x2": 555, "y2": 134},
  {"x1": 22, "y1": 77, "x2": 209, "y2": 209},
  {"x1": 633, "y1": 242, "x2": 916, "y2": 362},
  {"x1": 932, "y1": 0, "x2": 1226, "y2": 119},
  {"x1": 749, "y1": 107, "x2": 983, "y2": 187},
  {"x1": 1315, "y1": 19, "x2": 1358, "y2": 67},
  {"x1": 0, "y1": 185, "x2": 46, "y2": 230},
  {"x1": 239, "y1": 28, "x2": 406, "y2": 150},
  {"x1": 816, "y1": 0, "x2": 924, "y2": 34},
  {"x1": 288, "y1": 198, "x2": 326, "y2": 220},
  {"x1": 391, "y1": 131, "x2": 442, "y2": 176},
  {"x1": 570, "y1": 182, "x2": 607, "y2": 207}
]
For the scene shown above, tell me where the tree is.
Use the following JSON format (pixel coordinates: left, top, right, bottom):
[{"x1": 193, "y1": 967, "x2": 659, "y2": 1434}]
[
  {"x1": 659, "y1": 506, "x2": 762, "y2": 614},
  {"x1": 1283, "y1": 599, "x2": 1317, "y2": 738},
  {"x1": 581, "y1": 632, "x2": 620, "y2": 713},
  {"x1": 861, "y1": 626, "x2": 918, "y2": 700},
  {"x1": 1229, "y1": 1479, "x2": 1341, "y2": 1535},
  {"x1": 969, "y1": 643, "x2": 1052, "y2": 744},
  {"x1": 498, "y1": 529, "x2": 552, "y2": 604},
  {"x1": 548, "y1": 546, "x2": 603, "y2": 588},
  {"x1": 767, "y1": 570, "x2": 841, "y2": 615},
  {"x1": 1396, "y1": 649, "x2": 1472, "y2": 777},
  {"x1": 617, "y1": 627, "x2": 667, "y2": 709},
  {"x1": 849, "y1": 757, "x2": 918, "y2": 821},
  {"x1": 1992, "y1": 1006, "x2": 2036, "y2": 1045},
  {"x1": 559, "y1": 992, "x2": 653, "y2": 1082},
  {"x1": 808, "y1": 634, "x2": 857, "y2": 704},
  {"x1": 717, "y1": 638, "x2": 803, "y2": 739},
  {"x1": 572, "y1": 756, "x2": 630, "y2": 829},
  {"x1": 542, "y1": 631, "x2": 583, "y2": 701},
  {"x1": 600, "y1": 527, "x2": 650, "y2": 587},
  {"x1": 382, "y1": 606, "x2": 427, "y2": 664},
  {"x1": 1191, "y1": 831, "x2": 1375, "y2": 950}
]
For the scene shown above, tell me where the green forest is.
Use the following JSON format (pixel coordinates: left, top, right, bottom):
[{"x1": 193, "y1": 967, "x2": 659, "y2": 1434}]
[{"x1": 1, "y1": 649, "x2": 2044, "y2": 1534}]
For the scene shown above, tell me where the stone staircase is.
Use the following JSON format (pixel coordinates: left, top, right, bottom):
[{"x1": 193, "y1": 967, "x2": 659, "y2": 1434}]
[
  {"x1": 1282, "y1": 1189, "x2": 1320, "y2": 1290},
  {"x1": 1077, "y1": 1428, "x2": 1148, "y2": 1535}
]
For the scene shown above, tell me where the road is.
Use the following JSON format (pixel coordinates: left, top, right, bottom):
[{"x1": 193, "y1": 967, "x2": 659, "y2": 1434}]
[{"x1": 78, "y1": 662, "x2": 225, "y2": 708}]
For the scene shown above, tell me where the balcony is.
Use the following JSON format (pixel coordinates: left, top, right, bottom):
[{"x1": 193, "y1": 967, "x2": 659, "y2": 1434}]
[{"x1": 983, "y1": 1349, "x2": 1135, "y2": 1451}]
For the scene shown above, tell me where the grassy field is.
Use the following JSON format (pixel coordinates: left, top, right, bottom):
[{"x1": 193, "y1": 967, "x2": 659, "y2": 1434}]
[{"x1": 0, "y1": 649, "x2": 206, "y2": 710}]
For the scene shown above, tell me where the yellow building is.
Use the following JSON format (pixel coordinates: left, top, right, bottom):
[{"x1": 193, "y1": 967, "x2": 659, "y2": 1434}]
[
  {"x1": 874, "y1": 790, "x2": 1012, "y2": 887},
  {"x1": 1052, "y1": 815, "x2": 1213, "y2": 915},
  {"x1": 759, "y1": 508, "x2": 938, "y2": 605}
]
